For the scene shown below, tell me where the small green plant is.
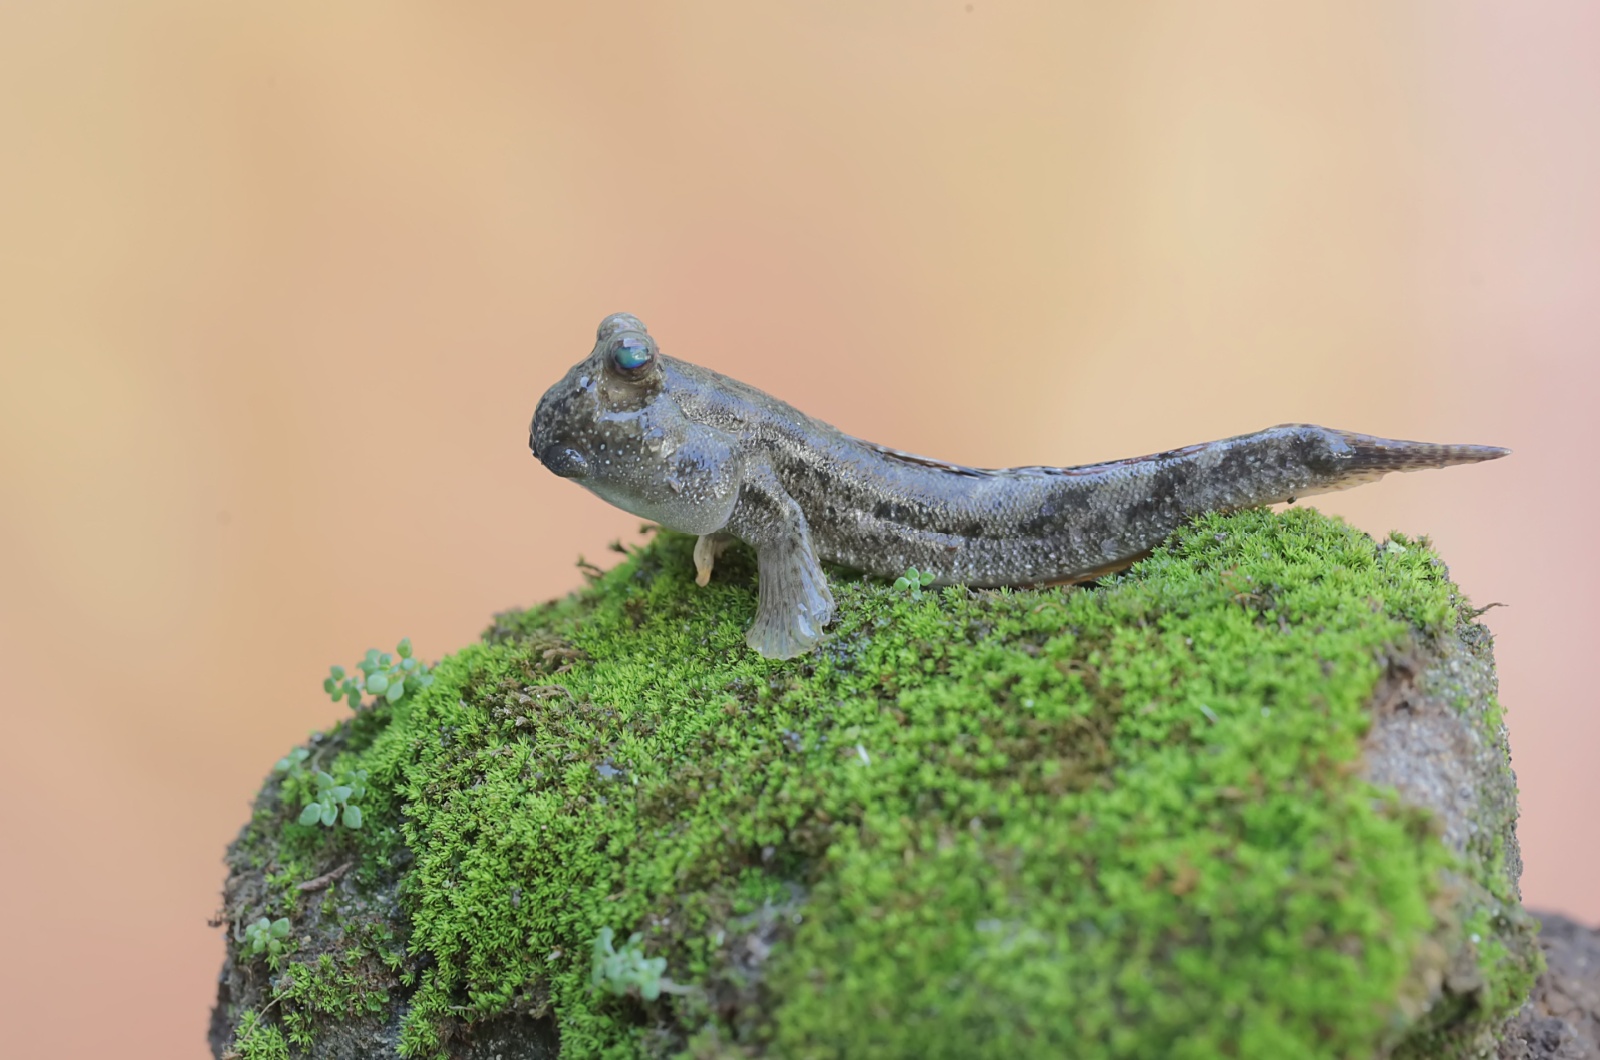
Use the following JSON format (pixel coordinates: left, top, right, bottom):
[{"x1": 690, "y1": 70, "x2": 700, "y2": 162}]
[
  {"x1": 244, "y1": 916, "x2": 292, "y2": 961},
  {"x1": 323, "y1": 638, "x2": 435, "y2": 710},
  {"x1": 231, "y1": 1009, "x2": 289, "y2": 1060},
  {"x1": 892, "y1": 566, "x2": 936, "y2": 596},
  {"x1": 274, "y1": 746, "x2": 310, "y2": 776},
  {"x1": 273, "y1": 751, "x2": 368, "y2": 830},
  {"x1": 591, "y1": 926, "x2": 680, "y2": 1001},
  {"x1": 297, "y1": 767, "x2": 367, "y2": 829}
]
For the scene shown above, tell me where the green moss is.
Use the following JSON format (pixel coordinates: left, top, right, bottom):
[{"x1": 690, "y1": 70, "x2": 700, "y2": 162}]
[
  {"x1": 275, "y1": 943, "x2": 396, "y2": 1047},
  {"x1": 223, "y1": 508, "x2": 1535, "y2": 1058},
  {"x1": 231, "y1": 1010, "x2": 290, "y2": 1060}
]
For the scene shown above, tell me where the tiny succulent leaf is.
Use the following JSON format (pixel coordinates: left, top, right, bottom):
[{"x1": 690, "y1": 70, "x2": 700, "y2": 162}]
[
  {"x1": 366, "y1": 673, "x2": 389, "y2": 695},
  {"x1": 397, "y1": 638, "x2": 412, "y2": 658},
  {"x1": 298, "y1": 803, "x2": 323, "y2": 826},
  {"x1": 343, "y1": 805, "x2": 363, "y2": 829},
  {"x1": 896, "y1": 568, "x2": 936, "y2": 594}
]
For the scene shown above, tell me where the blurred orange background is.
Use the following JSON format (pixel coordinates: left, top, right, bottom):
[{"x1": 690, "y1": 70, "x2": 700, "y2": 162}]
[{"x1": 2, "y1": 2, "x2": 1596, "y2": 1055}]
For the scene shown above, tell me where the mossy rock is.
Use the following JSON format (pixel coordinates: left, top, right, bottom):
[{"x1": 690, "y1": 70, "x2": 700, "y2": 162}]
[{"x1": 212, "y1": 508, "x2": 1540, "y2": 1060}]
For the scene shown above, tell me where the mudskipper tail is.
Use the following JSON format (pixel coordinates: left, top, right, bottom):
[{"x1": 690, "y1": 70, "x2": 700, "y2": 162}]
[
  {"x1": 1310, "y1": 428, "x2": 1509, "y2": 493},
  {"x1": 1333, "y1": 429, "x2": 1510, "y2": 473}
]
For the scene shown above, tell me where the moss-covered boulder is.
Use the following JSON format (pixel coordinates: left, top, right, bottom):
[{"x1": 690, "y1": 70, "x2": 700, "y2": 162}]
[{"x1": 212, "y1": 508, "x2": 1539, "y2": 1060}]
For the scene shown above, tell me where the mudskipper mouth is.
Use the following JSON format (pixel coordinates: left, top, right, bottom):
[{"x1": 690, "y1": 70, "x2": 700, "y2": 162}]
[{"x1": 538, "y1": 444, "x2": 590, "y2": 480}]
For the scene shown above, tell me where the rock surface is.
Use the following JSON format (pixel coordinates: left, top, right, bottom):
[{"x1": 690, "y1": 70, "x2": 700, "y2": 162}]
[
  {"x1": 211, "y1": 510, "x2": 1544, "y2": 1059},
  {"x1": 1499, "y1": 913, "x2": 1600, "y2": 1060}
]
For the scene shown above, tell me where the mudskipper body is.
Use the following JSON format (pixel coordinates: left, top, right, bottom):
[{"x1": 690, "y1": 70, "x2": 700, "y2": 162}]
[{"x1": 530, "y1": 314, "x2": 1507, "y2": 659}]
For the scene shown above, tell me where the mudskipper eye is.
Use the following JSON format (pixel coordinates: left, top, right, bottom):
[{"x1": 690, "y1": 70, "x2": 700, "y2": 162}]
[{"x1": 611, "y1": 335, "x2": 653, "y2": 372}]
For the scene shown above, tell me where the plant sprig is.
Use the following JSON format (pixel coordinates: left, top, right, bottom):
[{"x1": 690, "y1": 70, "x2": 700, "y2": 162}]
[
  {"x1": 273, "y1": 750, "x2": 368, "y2": 829},
  {"x1": 244, "y1": 916, "x2": 292, "y2": 962},
  {"x1": 893, "y1": 567, "x2": 937, "y2": 597},
  {"x1": 591, "y1": 927, "x2": 690, "y2": 1001},
  {"x1": 297, "y1": 768, "x2": 367, "y2": 829},
  {"x1": 324, "y1": 638, "x2": 434, "y2": 711},
  {"x1": 275, "y1": 746, "x2": 310, "y2": 776}
]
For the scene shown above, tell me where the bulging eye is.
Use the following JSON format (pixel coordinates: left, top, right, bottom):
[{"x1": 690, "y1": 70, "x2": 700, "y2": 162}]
[{"x1": 610, "y1": 335, "x2": 654, "y2": 372}]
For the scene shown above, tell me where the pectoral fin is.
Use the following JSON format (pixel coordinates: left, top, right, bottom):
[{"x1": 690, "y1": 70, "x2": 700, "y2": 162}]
[
  {"x1": 747, "y1": 534, "x2": 835, "y2": 660},
  {"x1": 722, "y1": 462, "x2": 836, "y2": 659}
]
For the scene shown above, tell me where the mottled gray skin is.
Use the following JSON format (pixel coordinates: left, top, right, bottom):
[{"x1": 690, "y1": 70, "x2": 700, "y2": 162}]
[{"x1": 530, "y1": 314, "x2": 1508, "y2": 659}]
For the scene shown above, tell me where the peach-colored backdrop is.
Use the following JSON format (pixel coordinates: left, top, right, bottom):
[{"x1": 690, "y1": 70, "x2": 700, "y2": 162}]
[{"x1": 2, "y1": 3, "x2": 1595, "y2": 1055}]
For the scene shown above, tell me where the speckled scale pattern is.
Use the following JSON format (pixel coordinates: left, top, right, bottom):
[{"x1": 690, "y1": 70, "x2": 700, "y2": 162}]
[{"x1": 531, "y1": 313, "x2": 1507, "y2": 658}]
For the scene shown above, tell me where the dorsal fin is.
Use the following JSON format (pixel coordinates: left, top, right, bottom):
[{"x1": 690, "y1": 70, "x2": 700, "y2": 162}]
[{"x1": 856, "y1": 438, "x2": 1212, "y2": 479}]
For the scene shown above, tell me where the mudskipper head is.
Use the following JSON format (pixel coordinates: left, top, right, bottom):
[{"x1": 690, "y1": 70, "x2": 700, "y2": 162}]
[
  {"x1": 529, "y1": 314, "x2": 742, "y2": 535},
  {"x1": 530, "y1": 312, "x2": 662, "y2": 482}
]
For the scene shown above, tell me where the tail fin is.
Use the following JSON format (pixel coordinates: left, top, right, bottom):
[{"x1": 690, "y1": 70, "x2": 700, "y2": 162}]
[{"x1": 1333, "y1": 429, "x2": 1510, "y2": 473}]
